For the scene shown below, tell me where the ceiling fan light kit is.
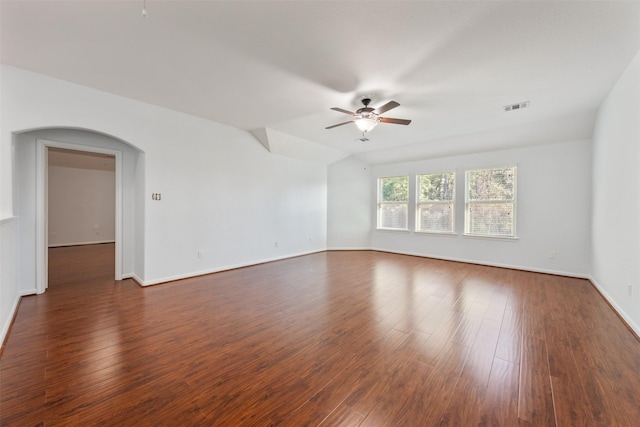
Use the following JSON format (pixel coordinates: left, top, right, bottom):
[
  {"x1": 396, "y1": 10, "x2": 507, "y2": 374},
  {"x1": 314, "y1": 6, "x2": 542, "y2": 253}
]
[
  {"x1": 326, "y1": 97, "x2": 411, "y2": 134},
  {"x1": 355, "y1": 117, "x2": 379, "y2": 133}
]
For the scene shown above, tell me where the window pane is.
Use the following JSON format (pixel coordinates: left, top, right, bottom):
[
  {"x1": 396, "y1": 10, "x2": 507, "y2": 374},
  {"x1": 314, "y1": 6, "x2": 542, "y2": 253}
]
[
  {"x1": 418, "y1": 172, "x2": 455, "y2": 202},
  {"x1": 467, "y1": 203, "x2": 514, "y2": 236},
  {"x1": 380, "y1": 176, "x2": 408, "y2": 202},
  {"x1": 467, "y1": 168, "x2": 515, "y2": 201},
  {"x1": 418, "y1": 204, "x2": 453, "y2": 232},
  {"x1": 380, "y1": 204, "x2": 408, "y2": 229}
]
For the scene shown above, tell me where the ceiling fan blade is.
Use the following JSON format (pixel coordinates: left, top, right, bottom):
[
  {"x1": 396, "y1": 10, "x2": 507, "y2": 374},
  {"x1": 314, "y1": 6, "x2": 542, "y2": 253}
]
[
  {"x1": 379, "y1": 117, "x2": 412, "y2": 125},
  {"x1": 330, "y1": 107, "x2": 356, "y2": 116},
  {"x1": 373, "y1": 101, "x2": 400, "y2": 115},
  {"x1": 325, "y1": 120, "x2": 355, "y2": 129}
]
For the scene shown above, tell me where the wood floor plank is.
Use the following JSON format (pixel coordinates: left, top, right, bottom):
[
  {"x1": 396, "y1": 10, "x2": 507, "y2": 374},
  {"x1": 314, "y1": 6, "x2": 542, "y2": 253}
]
[
  {"x1": 2, "y1": 245, "x2": 640, "y2": 426},
  {"x1": 478, "y1": 358, "x2": 520, "y2": 426},
  {"x1": 565, "y1": 296, "x2": 640, "y2": 425},
  {"x1": 331, "y1": 328, "x2": 410, "y2": 417},
  {"x1": 543, "y1": 278, "x2": 596, "y2": 426},
  {"x1": 459, "y1": 317, "x2": 502, "y2": 388},
  {"x1": 359, "y1": 358, "x2": 434, "y2": 426},
  {"x1": 431, "y1": 315, "x2": 502, "y2": 426},
  {"x1": 394, "y1": 341, "x2": 471, "y2": 425},
  {"x1": 318, "y1": 404, "x2": 364, "y2": 426},
  {"x1": 279, "y1": 369, "x2": 361, "y2": 426},
  {"x1": 495, "y1": 308, "x2": 522, "y2": 364},
  {"x1": 517, "y1": 277, "x2": 556, "y2": 426}
]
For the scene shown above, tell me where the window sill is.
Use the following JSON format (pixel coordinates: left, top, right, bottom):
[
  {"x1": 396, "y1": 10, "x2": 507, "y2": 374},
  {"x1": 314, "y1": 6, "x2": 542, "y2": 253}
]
[
  {"x1": 415, "y1": 231, "x2": 458, "y2": 237},
  {"x1": 376, "y1": 228, "x2": 410, "y2": 233},
  {"x1": 463, "y1": 234, "x2": 519, "y2": 242}
]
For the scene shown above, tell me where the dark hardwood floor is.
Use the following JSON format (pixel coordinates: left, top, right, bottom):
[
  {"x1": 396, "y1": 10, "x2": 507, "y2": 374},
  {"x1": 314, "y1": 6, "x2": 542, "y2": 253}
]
[{"x1": 1, "y1": 244, "x2": 639, "y2": 426}]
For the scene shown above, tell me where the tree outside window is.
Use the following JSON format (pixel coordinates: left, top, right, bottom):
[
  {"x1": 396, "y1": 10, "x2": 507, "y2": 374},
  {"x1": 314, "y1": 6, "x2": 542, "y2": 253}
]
[
  {"x1": 417, "y1": 172, "x2": 455, "y2": 233},
  {"x1": 378, "y1": 176, "x2": 409, "y2": 230},
  {"x1": 465, "y1": 167, "x2": 517, "y2": 237}
]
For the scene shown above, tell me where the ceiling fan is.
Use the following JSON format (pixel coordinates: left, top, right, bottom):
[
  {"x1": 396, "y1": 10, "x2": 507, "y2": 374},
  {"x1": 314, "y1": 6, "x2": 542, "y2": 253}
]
[{"x1": 325, "y1": 98, "x2": 411, "y2": 133}]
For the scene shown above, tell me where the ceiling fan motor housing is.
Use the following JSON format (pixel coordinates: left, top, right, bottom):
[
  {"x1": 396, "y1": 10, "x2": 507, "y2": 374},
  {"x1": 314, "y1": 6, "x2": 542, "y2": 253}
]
[{"x1": 356, "y1": 98, "x2": 376, "y2": 116}]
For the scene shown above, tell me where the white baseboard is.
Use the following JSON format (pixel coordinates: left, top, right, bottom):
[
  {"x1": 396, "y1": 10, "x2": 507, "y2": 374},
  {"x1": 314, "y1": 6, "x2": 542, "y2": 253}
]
[
  {"x1": 137, "y1": 249, "x2": 326, "y2": 286},
  {"x1": 48, "y1": 240, "x2": 116, "y2": 248},
  {"x1": 369, "y1": 247, "x2": 589, "y2": 279},
  {"x1": 121, "y1": 273, "x2": 144, "y2": 286},
  {"x1": 326, "y1": 247, "x2": 372, "y2": 251},
  {"x1": 1, "y1": 294, "x2": 21, "y2": 347},
  {"x1": 589, "y1": 276, "x2": 640, "y2": 338}
]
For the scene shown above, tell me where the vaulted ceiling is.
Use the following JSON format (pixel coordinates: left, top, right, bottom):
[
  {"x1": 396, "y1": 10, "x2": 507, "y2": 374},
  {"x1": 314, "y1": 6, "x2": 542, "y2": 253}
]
[{"x1": 2, "y1": 1, "x2": 639, "y2": 164}]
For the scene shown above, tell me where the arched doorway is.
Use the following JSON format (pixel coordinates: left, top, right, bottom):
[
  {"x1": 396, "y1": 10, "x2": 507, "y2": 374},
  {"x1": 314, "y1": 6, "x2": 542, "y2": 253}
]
[{"x1": 14, "y1": 127, "x2": 143, "y2": 295}]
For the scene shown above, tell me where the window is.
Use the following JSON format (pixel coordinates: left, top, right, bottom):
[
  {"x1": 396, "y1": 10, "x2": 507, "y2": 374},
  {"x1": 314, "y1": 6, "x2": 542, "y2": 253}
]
[
  {"x1": 465, "y1": 167, "x2": 517, "y2": 237},
  {"x1": 416, "y1": 171, "x2": 455, "y2": 233},
  {"x1": 378, "y1": 176, "x2": 409, "y2": 230}
]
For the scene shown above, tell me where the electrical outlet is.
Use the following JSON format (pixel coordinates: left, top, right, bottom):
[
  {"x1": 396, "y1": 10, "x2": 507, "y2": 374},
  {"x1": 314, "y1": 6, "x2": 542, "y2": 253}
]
[
  {"x1": 628, "y1": 284, "x2": 633, "y2": 297},
  {"x1": 197, "y1": 250, "x2": 204, "y2": 259},
  {"x1": 548, "y1": 250, "x2": 556, "y2": 259},
  {"x1": 274, "y1": 241, "x2": 278, "y2": 248}
]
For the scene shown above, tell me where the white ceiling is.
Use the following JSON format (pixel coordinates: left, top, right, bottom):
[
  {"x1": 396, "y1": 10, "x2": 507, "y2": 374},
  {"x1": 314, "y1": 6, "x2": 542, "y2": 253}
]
[{"x1": 2, "y1": 1, "x2": 639, "y2": 164}]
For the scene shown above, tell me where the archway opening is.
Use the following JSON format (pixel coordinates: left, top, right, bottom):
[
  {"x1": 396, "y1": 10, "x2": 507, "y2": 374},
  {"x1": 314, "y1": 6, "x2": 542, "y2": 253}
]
[{"x1": 13, "y1": 127, "x2": 144, "y2": 295}]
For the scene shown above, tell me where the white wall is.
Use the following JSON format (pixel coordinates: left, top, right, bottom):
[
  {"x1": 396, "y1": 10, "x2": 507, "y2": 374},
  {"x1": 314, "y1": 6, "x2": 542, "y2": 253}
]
[
  {"x1": 327, "y1": 155, "x2": 372, "y2": 249},
  {"x1": 139, "y1": 121, "x2": 327, "y2": 284},
  {"x1": 48, "y1": 164, "x2": 116, "y2": 247},
  {"x1": 134, "y1": 152, "x2": 146, "y2": 280},
  {"x1": 328, "y1": 140, "x2": 592, "y2": 277},
  {"x1": 0, "y1": 217, "x2": 18, "y2": 349},
  {"x1": 591, "y1": 50, "x2": 640, "y2": 335}
]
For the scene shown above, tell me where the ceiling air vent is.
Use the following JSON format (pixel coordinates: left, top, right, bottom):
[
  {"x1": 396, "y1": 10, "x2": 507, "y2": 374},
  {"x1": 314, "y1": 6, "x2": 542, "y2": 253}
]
[{"x1": 504, "y1": 101, "x2": 530, "y2": 112}]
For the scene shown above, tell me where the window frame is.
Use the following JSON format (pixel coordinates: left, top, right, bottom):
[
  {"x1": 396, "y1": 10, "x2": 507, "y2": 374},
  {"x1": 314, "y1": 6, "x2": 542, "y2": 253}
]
[
  {"x1": 377, "y1": 175, "x2": 409, "y2": 231},
  {"x1": 415, "y1": 171, "x2": 456, "y2": 234},
  {"x1": 464, "y1": 166, "x2": 517, "y2": 238}
]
